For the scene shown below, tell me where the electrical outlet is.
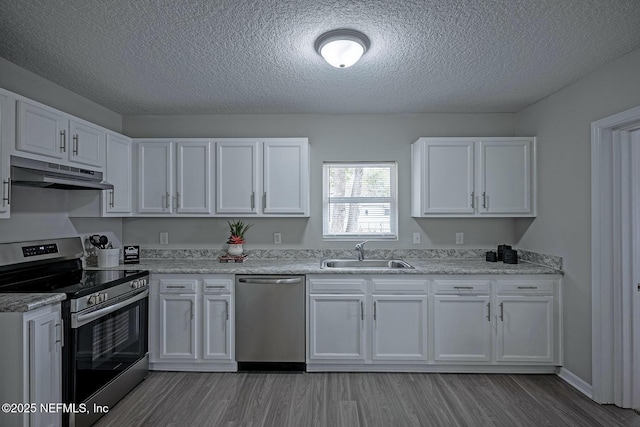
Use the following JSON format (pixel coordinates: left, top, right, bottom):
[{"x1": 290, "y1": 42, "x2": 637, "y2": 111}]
[
  {"x1": 413, "y1": 232, "x2": 421, "y2": 244},
  {"x1": 455, "y1": 232, "x2": 464, "y2": 245},
  {"x1": 274, "y1": 232, "x2": 282, "y2": 245},
  {"x1": 160, "y1": 232, "x2": 169, "y2": 245}
]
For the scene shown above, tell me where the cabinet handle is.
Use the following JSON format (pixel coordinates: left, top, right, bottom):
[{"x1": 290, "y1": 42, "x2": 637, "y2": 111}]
[
  {"x1": 263, "y1": 192, "x2": 267, "y2": 209},
  {"x1": 109, "y1": 189, "x2": 115, "y2": 208},
  {"x1": 499, "y1": 302, "x2": 504, "y2": 321},
  {"x1": 470, "y1": 191, "x2": 475, "y2": 209},
  {"x1": 486, "y1": 302, "x2": 491, "y2": 322},
  {"x1": 166, "y1": 285, "x2": 185, "y2": 289},
  {"x1": 190, "y1": 300, "x2": 194, "y2": 320},
  {"x1": 206, "y1": 285, "x2": 225, "y2": 289},
  {"x1": 176, "y1": 192, "x2": 181, "y2": 208},
  {"x1": 373, "y1": 301, "x2": 377, "y2": 321},
  {"x1": 55, "y1": 320, "x2": 64, "y2": 348},
  {"x1": 250, "y1": 192, "x2": 255, "y2": 210},
  {"x1": 482, "y1": 192, "x2": 487, "y2": 209},
  {"x1": 225, "y1": 300, "x2": 229, "y2": 320},
  {"x1": 517, "y1": 286, "x2": 538, "y2": 290},
  {"x1": 60, "y1": 130, "x2": 66, "y2": 152},
  {"x1": 73, "y1": 134, "x2": 79, "y2": 155},
  {"x1": 360, "y1": 301, "x2": 364, "y2": 321},
  {"x1": 2, "y1": 178, "x2": 10, "y2": 206},
  {"x1": 454, "y1": 286, "x2": 473, "y2": 290},
  {"x1": 165, "y1": 192, "x2": 170, "y2": 209}
]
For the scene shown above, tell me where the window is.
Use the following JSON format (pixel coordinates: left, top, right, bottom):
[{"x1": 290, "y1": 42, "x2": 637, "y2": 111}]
[{"x1": 323, "y1": 162, "x2": 398, "y2": 239}]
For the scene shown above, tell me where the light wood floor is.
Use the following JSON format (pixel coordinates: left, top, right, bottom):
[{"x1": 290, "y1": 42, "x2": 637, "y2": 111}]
[{"x1": 94, "y1": 371, "x2": 640, "y2": 427}]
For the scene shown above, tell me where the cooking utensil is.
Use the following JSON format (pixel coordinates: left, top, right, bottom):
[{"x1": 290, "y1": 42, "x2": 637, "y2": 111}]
[
  {"x1": 99, "y1": 235, "x2": 109, "y2": 249},
  {"x1": 89, "y1": 235, "x2": 103, "y2": 249}
]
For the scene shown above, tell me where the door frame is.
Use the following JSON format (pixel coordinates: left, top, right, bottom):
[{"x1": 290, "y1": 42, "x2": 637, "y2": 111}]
[{"x1": 591, "y1": 105, "x2": 640, "y2": 408}]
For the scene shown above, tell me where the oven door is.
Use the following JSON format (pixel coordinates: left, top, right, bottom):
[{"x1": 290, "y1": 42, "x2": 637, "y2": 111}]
[{"x1": 69, "y1": 290, "x2": 148, "y2": 403}]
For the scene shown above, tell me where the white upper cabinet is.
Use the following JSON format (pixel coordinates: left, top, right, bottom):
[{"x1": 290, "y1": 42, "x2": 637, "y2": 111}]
[
  {"x1": 176, "y1": 142, "x2": 212, "y2": 214},
  {"x1": 412, "y1": 139, "x2": 475, "y2": 215},
  {"x1": 16, "y1": 99, "x2": 105, "y2": 168},
  {"x1": 0, "y1": 91, "x2": 12, "y2": 218},
  {"x1": 215, "y1": 140, "x2": 259, "y2": 215},
  {"x1": 263, "y1": 140, "x2": 309, "y2": 215},
  {"x1": 478, "y1": 139, "x2": 532, "y2": 215},
  {"x1": 68, "y1": 118, "x2": 104, "y2": 167},
  {"x1": 411, "y1": 137, "x2": 536, "y2": 217},
  {"x1": 137, "y1": 140, "x2": 212, "y2": 215},
  {"x1": 138, "y1": 142, "x2": 174, "y2": 214},
  {"x1": 16, "y1": 100, "x2": 66, "y2": 159},
  {"x1": 104, "y1": 133, "x2": 133, "y2": 215},
  {"x1": 216, "y1": 138, "x2": 310, "y2": 217}
]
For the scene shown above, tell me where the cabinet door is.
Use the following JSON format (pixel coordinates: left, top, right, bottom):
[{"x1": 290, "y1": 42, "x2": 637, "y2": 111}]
[
  {"x1": 216, "y1": 141, "x2": 259, "y2": 214},
  {"x1": 159, "y1": 294, "x2": 197, "y2": 359},
  {"x1": 308, "y1": 294, "x2": 366, "y2": 361},
  {"x1": 0, "y1": 92, "x2": 10, "y2": 216},
  {"x1": 263, "y1": 140, "x2": 309, "y2": 215},
  {"x1": 69, "y1": 119, "x2": 104, "y2": 167},
  {"x1": 433, "y1": 295, "x2": 492, "y2": 362},
  {"x1": 478, "y1": 139, "x2": 532, "y2": 214},
  {"x1": 420, "y1": 139, "x2": 475, "y2": 214},
  {"x1": 203, "y1": 295, "x2": 232, "y2": 360},
  {"x1": 138, "y1": 142, "x2": 174, "y2": 214},
  {"x1": 29, "y1": 310, "x2": 62, "y2": 427},
  {"x1": 496, "y1": 296, "x2": 554, "y2": 363},
  {"x1": 104, "y1": 133, "x2": 132, "y2": 214},
  {"x1": 16, "y1": 100, "x2": 66, "y2": 159},
  {"x1": 371, "y1": 295, "x2": 428, "y2": 361},
  {"x1": 176, "y1": 142, "x2": 212, "y2": 214}
]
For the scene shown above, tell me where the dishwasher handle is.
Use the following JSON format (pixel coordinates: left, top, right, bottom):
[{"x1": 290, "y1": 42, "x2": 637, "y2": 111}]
[{"x1": 238, "y1": 277, "x2": 303, "y2": 285}]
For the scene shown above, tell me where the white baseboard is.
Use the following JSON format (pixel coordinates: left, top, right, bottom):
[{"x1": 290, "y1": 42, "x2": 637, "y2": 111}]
[{"x1": 558, "y1": 367, "x2": 593, "y2": 399}]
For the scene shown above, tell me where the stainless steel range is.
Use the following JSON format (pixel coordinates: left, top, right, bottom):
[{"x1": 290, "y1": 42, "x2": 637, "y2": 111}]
[{"x1": 0, "y1": 237, "x2": 149, "y2": 427}]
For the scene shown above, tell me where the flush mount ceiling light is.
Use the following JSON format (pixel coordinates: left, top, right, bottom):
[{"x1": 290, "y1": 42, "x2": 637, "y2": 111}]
[{"x1": 315, "y1": 29, "x2": 370, "y2": 68}]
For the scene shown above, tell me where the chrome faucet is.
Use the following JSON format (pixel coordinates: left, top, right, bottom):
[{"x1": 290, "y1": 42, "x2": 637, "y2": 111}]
[{"x1": 355, "y1": 240, "x2": 369, "y2": 261}]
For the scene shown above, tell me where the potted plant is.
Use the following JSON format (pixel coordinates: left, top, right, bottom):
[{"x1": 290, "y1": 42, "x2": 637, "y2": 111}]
[{"x1": 226, "y1": 220, "x2": 253, "y2": 256}]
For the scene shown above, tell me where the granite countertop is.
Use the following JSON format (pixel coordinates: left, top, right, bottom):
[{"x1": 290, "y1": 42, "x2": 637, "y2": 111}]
[
  {"x1": 95, "y1": 258, "x2": 562, "y2": 275},
  {"x1": 0, "y1": 293, "x2": 66, "y2": 313}
]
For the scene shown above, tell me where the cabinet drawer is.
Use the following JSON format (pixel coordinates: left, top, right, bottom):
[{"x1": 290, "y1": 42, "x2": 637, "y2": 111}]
[
  {"x1": 308, "y1": 277, "x2": 366, "y2": 293},
  {"x1": 159, "y1": 279, "x2": 197, "y2": 293},
  {"x1": 371, "y1": 277, "x2": 428, "y2": 293},
  {"x1": 433, "y1": 279, "x2": 491, "y2": 294},
  {"x1": 495, "y1": 280, "x2": 555, "y2": 295},
  {"x1": 202, "y1": 277, "x2": 233, "y2": 293}
]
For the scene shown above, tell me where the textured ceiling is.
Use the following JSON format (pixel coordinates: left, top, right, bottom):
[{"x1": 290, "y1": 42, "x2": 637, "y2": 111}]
[{"x1": 1, "y1": 0, "x2": 640, "y2": 115}]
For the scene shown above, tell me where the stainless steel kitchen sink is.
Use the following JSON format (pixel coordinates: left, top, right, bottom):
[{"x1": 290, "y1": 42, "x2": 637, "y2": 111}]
[{"x1": 320, "y1": 259, "x2": 414, "y2": 269}]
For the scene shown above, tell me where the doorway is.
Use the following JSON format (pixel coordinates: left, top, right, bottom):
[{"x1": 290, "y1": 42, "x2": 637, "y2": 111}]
[{"x1": 591, "y1": 105, "x2": 640, "y2": 409}]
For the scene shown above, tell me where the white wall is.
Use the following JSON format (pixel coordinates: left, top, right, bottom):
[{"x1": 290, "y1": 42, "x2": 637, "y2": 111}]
[
  {"x1": 0, "y1": 57, "x2": 122, "y2": 132},
  {"x1": 514, "y1": 47, "x2": 640, "y2": 384},
  {"x1": 123, "y1": 113, "x2": 519, "y2": 249}
]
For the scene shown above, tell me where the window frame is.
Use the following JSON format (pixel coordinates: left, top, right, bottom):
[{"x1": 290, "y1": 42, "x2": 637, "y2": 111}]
[{"x1": 322, "y1": 161, "x2": 398, "y2": 240}]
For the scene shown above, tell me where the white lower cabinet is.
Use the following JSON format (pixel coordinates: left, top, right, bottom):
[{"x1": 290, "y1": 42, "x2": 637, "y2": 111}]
[
  {"x1": 495, "y1": 295, "x2": 554, "y2": 363},
  {"x1": 433, "y1": 295, "x2": 492, "y2": 363},
  {"x1": 0, "y1": 303, "x2": 62, "y2": 427},
  {"x1": 309, "y1": 294, "x2": 366, "y2": 361},
  {"x1": 159, "y1": 292, "x2": 197, "y2": 360},
  {"x1": 150, "y1": 274, "x2": 235, "y2": 371},
  {"x1": 307, "y1": 274, "x2": 562, "y2": 372},
  {"x1": 372, "y1": 295, "x2": 428, "y2": 361}
]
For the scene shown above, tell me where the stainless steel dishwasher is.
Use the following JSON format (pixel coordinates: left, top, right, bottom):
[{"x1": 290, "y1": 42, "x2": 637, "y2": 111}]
[{"x1": 235, "y1": 275, "x2": 306, "y2": 371}]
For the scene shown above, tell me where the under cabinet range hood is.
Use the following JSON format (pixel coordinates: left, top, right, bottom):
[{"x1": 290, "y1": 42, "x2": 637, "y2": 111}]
[{"x1": 10, "y1": 157, "x2": 114, "y2": 190}]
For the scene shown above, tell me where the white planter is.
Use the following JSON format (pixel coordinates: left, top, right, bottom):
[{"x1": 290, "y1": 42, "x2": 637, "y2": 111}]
[{"x1": 227, "y1": 244, "x2": 243, "y2": 256}]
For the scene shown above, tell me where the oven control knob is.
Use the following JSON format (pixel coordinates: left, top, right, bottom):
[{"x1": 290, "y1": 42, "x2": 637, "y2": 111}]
[
  {"x1": 100, "y1": 293, "x2": 108, "y2": 303},
  {"x1": 88, "y1": 295, "x2": 97, "y2": 305},
  {"x1": 140, "y1": 278, "x2": 147, "y2": 287},
  {"x1": 131, "y1": 280, "x2": 139, "y2": 289}
]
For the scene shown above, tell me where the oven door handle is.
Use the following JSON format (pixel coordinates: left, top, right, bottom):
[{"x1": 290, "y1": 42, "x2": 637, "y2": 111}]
[{"x1": 72, "y1": 290, "x2": 148, "y2": 328}]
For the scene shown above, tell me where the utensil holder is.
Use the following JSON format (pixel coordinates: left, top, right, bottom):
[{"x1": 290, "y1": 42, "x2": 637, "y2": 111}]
[{"x1": 97, "y1": 248, "x2": 119, "y2": 268}]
